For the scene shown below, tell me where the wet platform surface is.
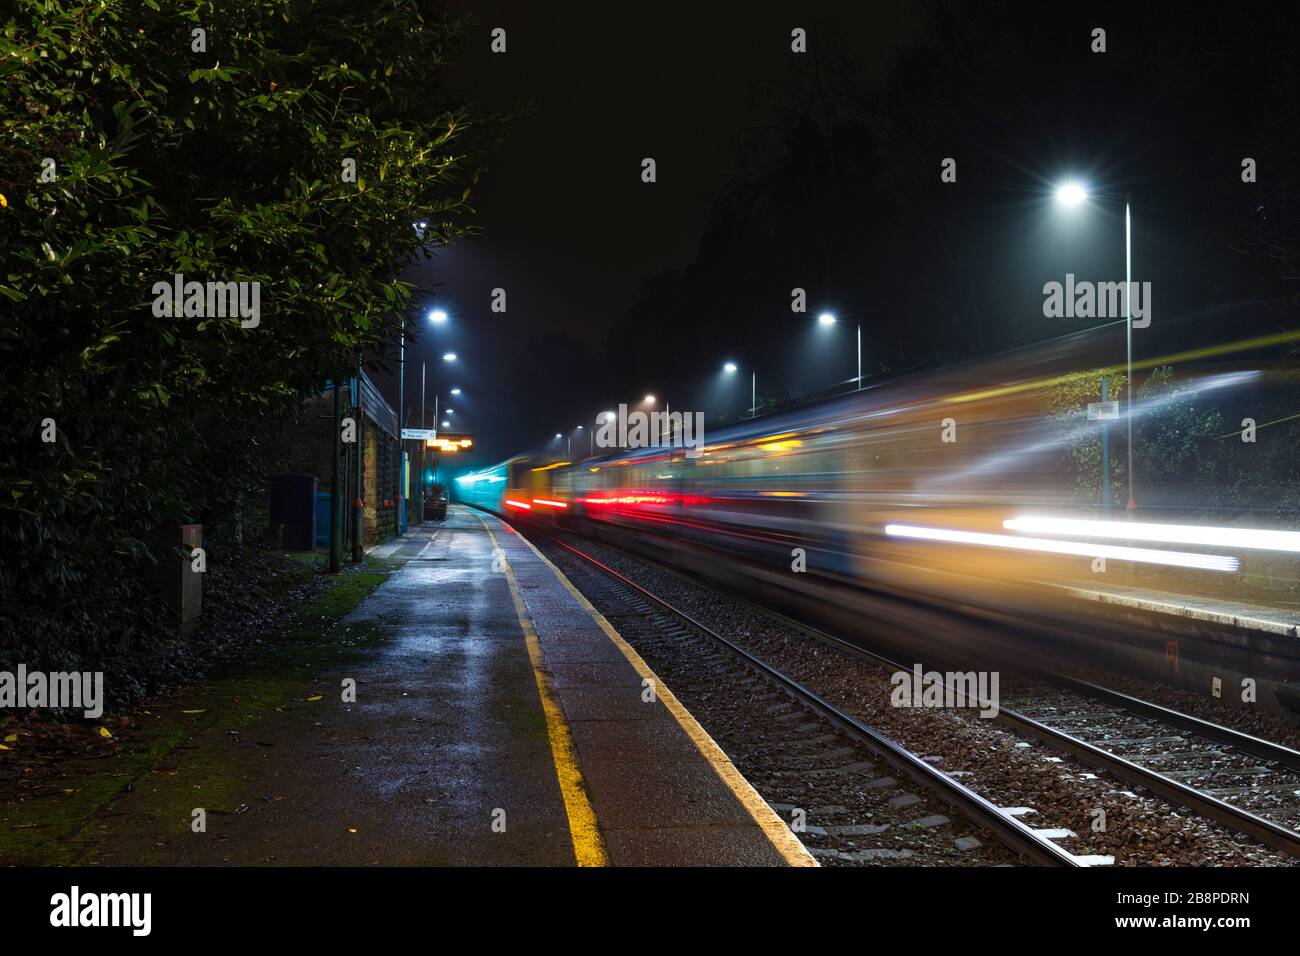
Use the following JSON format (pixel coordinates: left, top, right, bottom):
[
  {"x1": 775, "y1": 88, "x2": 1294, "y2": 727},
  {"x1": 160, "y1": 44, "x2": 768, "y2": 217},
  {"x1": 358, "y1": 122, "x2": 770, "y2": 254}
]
[
  {"x1": 62, "y1": 507, "x2": 808, "y2": 866},
  {"x1": 476, "y1": 508, "x2": 811, "y2": 866}
]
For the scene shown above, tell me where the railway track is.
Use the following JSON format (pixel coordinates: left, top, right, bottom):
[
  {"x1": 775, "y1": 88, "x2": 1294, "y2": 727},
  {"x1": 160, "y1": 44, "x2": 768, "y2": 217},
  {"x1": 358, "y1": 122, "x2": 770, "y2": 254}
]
[
  {"x1": 998, "y1": 678, "x2": 1300, "y2": 857},
  {"x1": 543, "y1": 537, "x2": 1081, "y2": 867},
  {"x1": 545, "y1": 528, "x2": 1299, "y2": 866}
]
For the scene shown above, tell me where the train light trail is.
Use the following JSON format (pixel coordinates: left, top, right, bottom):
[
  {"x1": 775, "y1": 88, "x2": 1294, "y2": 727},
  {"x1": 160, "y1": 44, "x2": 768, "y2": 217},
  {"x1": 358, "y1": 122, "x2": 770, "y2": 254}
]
[
  {"x1": 533, "y1": 498, "x2": 569, "y2": 509},
  {"x1": 504, "y1": 499, "x2": 532, "y2": 510},
  {"x1": 581, "y1": 494, "x2": 672, "y2": 505},
  {"x1": 885, "y1": 523, "x2": 1239, "y2": 572},
  {"x1": 1005, "y1": 516, "x2": 1300, "y2": 553}
]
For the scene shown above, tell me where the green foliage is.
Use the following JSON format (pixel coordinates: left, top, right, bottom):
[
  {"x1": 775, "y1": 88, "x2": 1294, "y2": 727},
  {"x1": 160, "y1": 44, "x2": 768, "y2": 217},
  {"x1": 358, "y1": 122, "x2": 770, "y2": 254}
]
[
  {"x1": 1042, "y1": 368, "x2": 1128, "y2": 507},
  {"x1": 1134, "y1": 367, "x2": 1228, "y2": 509},
  {"x1": 1049, "y1": 364, "x2": 1300, "y2": 519},
  {"x1": 0, "y1": 1, "x2": 502, "y2": 665}
]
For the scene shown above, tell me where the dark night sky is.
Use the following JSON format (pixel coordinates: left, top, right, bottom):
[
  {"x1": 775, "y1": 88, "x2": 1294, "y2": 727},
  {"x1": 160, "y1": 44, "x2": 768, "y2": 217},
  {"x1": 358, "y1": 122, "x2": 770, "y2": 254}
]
[
  {"x1": 379, "y1": 1, "x2": 1300, "y2": 471},
  {"x1": 390, "y1": 1, "x2": 920, "y2": 463}
]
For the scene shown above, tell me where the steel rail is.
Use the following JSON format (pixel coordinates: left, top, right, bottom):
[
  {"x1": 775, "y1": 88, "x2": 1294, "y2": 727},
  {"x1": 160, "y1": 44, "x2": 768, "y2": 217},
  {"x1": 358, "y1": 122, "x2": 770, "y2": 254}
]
[{"x1": 551, "y1": 538, "x2": 1081, "y2": 868}]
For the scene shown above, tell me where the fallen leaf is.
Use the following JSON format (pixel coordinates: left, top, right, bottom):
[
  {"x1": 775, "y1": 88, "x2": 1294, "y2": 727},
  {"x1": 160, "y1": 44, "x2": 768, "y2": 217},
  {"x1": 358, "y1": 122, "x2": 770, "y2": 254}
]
[
  {"x1": 3, "y1": 733, "x2": 17, "y2": 742},
  {"x1": 97, "y1": 727, "x2": 112, "y2": 739},
  {"x1": 181, "y1": 709, "x2": 205, "y2": 714},
  {"x1": 0, "y1": 744, "x2": 8, "y2": 751},
  {"x1": 347, "y1": 827, "x2": 358, "y2": 833},
  {"x1": 306, "y1": 695, "x2": 322, "y2": 702}
]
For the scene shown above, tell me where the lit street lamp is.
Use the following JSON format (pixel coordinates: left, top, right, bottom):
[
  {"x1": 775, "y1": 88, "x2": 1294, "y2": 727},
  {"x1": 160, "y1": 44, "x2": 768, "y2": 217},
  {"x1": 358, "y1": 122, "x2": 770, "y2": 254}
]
[
  {"x1": 816, "y1": 310, "x2": 862, "y2": 391},
  {"x1": 723, "y1": 361, "x2": 756, "y2": 418},
  {"x1": 400, "y1": 307, "x2": 452, "y2": 532},
  {"x1": 1054, "y1": 180, "x2": 1136, "y2": 510}
]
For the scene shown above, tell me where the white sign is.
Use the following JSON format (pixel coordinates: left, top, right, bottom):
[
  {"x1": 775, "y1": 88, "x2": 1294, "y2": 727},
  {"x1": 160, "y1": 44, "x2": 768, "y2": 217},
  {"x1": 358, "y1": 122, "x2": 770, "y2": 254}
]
[
  {"x1": 401, "y1": 428, "x2": 437, "y2": 440},
  {"x1": 1087, "y1": 401, "x2": 1120, "y2": 421}
]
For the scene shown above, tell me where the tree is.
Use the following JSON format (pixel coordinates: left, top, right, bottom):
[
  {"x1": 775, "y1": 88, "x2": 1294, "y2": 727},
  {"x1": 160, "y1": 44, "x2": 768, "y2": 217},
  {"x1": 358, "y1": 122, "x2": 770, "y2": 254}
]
[{"x1": 0, "y1": 0, "x2": 505, "y2": 668}]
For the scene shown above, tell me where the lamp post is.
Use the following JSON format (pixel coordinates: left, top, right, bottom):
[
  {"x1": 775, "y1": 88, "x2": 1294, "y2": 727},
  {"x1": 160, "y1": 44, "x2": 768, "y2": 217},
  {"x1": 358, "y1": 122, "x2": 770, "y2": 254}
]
[
  {"x1": 723, "y1": 361, "x2": 755, "y2": 419},
  {"x1": 419, "y1": 360, "x2": 425, "y2": 524},
  {"x1": 1054, "y1": 182, "x2": 1137, "y2": 511},
  {"x1": 397, "y1": 320, "x2": 406, "y2": 535},
  {"x1": 817, "y1": 311, "x2": 862, "y2": 391}
]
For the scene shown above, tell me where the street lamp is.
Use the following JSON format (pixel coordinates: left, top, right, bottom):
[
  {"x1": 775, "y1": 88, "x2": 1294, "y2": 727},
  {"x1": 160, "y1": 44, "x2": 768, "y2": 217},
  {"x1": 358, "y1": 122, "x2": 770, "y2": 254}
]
[
  {"x1": 442, "y1": 352, "x2": 456, "y2": 362},
  {"x1": 399, "y1": 307, "x2": 452, "y2": 534},
  {"x1": 816, "y1": 310, "x2": 862, "y2": 390},
  {"x1": 1053, "y1": 179, "x2": 1136, "y2": 511},
  {"x1": 1055, "y1": 182, "x2": 1087, "y2": 206},
  {"x1": 643, "y1": 394, "x2": 656, "y2": 404},
  {"x1": 723, "y1": 361, "x2": 756, "y2": 419},
  {"x1": 450, "y1": 387, "x2": 461, "y2": 396}
]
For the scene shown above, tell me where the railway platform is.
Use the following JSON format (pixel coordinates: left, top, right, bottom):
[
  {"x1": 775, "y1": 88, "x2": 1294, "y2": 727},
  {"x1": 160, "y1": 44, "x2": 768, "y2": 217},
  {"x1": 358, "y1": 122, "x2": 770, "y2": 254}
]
[
  {"x1": 2, "y1": 507, "x2": 813, "y2": 869},
  {"x1": 1048, "y1": 579, "x2": 1300, "y2": 719},
  {"x1": 358, "y1": 505, "x2": 813, "y2": 866}
]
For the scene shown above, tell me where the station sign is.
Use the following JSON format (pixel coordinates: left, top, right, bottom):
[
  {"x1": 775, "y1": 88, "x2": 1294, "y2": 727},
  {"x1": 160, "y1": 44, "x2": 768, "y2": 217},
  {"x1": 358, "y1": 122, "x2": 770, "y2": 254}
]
[
  {"x1": 1086, "y1": 401, "x2": 1120, "y2": 421},
  {"x1": 401, "y1": 428, "x2": 437, "y2": 440},
  {"x1": 427, "y1": 432, "x2": 474, "y2": 452}
]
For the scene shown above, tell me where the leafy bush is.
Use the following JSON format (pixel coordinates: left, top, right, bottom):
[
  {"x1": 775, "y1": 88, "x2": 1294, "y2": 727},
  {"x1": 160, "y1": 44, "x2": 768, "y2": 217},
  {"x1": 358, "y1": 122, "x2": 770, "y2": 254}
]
[{"x1": 0, "y1": 0, "x2": 502, "y2": 668}]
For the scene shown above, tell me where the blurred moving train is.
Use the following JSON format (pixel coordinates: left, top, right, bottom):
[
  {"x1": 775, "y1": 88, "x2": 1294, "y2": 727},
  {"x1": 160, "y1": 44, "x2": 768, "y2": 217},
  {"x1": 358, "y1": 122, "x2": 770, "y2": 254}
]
[{"x1": 455, "y1": 331, "x2": 1300, "y2": 714}]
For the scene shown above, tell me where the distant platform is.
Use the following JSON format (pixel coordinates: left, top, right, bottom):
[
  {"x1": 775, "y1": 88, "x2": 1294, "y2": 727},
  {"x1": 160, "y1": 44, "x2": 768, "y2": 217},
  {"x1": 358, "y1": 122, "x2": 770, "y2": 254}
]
[
  {"x1": 1049, "y1": 580, "x2": 1300, "y2": 720},
  {"x1": 1056, "y1": 581, "x2": 1300, "y2": 640}
]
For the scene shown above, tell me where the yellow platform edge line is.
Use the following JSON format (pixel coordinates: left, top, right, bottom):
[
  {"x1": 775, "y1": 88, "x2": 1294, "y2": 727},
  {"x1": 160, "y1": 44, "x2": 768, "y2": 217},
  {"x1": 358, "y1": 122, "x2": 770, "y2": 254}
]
[
  {"x1": 479, "y1": 517, "x2": 610, "y2": 867},
  {"x1": 501, "y1": 520, "x2": 818, "y2": 868}
]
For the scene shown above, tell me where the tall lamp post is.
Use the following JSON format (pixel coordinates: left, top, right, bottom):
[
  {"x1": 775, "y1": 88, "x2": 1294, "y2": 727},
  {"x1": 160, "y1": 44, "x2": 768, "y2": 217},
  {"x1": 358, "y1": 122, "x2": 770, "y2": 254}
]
[
  {"x1": 817, "y1": 311, "x2": 862, "y2": 391},
  {"x1": 404, "y1": 309, "x2": 449, "y2": 525},
  {"x1": 1054, "y1": 182, "x2": 1137, "y2": 511},
  {"x1": 723, "y1": 362, "x2": 756, "y2": 418}
]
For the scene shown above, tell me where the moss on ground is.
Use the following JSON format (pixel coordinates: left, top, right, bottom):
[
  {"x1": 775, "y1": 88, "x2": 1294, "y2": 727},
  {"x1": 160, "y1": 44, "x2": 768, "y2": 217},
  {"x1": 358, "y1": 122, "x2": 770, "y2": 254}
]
[{"x1": 0, "y1": 559, "x2": 396, "y2": 865}]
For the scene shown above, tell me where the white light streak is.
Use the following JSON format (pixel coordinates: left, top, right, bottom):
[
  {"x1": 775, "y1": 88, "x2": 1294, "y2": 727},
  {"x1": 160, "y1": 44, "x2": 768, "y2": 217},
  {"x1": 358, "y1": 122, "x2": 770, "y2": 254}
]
[
  {"x1": 885, "y1": 523, "x2": 1238, "y2": 572},
  {"x1": 1005, "y1": 515, "x2": 1300, "y2": 553}
]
